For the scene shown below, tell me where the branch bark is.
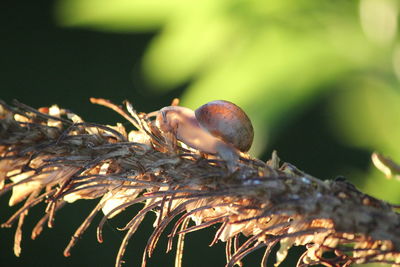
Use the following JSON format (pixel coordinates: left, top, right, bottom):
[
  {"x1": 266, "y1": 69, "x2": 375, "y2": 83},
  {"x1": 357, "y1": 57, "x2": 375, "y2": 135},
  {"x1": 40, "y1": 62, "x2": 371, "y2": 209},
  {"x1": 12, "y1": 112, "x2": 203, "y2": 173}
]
[{"x1": 0, "y1": 99, "x2": 399, "y2": 267}]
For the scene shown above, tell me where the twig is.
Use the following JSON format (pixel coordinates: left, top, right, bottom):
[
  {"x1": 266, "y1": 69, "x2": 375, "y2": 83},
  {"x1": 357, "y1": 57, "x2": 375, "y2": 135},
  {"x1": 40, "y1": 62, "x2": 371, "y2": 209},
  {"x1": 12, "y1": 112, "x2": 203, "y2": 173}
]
[{"x1": 0, "y1": 99, "x2": 399, "y2": 267}]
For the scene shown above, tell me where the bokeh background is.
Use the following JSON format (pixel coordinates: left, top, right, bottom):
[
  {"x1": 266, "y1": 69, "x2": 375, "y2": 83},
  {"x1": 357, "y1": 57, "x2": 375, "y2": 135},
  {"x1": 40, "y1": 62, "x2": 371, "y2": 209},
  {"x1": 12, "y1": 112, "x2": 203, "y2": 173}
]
[{"x1": 1, "y1": 0, "x2": 400, "y2": 266}]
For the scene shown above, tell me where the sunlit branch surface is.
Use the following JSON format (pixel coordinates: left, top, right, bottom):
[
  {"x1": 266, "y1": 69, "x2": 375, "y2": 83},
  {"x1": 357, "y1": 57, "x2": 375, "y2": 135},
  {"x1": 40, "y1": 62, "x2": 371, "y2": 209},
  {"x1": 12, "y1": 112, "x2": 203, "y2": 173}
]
[{"x1": 0, "y1": 99, "x2": 399, "y2": 267}]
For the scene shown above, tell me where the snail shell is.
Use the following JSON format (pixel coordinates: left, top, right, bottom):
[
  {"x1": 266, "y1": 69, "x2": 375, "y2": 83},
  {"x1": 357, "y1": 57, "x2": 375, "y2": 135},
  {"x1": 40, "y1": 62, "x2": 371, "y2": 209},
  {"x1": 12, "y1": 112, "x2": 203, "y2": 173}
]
[{"x1": 195, "y1": 100, "x2": 253, "y2": 152}]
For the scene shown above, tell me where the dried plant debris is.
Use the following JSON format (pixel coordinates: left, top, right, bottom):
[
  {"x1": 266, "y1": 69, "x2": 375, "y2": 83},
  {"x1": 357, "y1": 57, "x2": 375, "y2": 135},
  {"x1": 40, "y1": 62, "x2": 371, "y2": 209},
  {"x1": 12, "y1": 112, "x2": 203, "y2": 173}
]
[
  {"x1": 0, "y1": 99, "x2": 399, "y2": 267},
  {"x1": 372, "y1": 152, "x2": 400, "y2": 181}
]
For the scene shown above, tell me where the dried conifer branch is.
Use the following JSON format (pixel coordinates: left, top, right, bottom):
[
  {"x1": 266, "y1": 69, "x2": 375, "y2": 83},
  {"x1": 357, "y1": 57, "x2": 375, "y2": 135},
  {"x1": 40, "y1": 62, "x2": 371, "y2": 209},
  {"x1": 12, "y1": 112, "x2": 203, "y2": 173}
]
[{"x1": 0, "y1": 99, "x2": 399, "y2": 267}]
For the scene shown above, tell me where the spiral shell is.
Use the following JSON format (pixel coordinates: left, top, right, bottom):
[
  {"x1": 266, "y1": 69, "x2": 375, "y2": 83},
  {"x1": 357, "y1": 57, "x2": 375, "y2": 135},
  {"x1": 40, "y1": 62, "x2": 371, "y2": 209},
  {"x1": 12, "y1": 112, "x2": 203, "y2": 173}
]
[{"x1": 195, "y1": 100, "x2": 253, "y2": 152}]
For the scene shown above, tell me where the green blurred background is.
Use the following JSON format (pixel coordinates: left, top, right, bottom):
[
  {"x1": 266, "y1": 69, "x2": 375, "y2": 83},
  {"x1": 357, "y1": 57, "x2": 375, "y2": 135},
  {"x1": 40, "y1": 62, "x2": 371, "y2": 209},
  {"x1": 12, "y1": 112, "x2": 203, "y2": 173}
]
[{"x1": 1, "y1": 0, "x2": 399, "y2": 266}]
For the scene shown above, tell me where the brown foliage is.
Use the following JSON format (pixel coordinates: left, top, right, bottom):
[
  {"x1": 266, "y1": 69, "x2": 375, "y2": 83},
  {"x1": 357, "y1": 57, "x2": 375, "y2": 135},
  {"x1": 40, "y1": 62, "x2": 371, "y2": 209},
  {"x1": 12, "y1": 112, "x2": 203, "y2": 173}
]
[{"x1": 0, "y1": 99, "x2": 399, "y2": 267}]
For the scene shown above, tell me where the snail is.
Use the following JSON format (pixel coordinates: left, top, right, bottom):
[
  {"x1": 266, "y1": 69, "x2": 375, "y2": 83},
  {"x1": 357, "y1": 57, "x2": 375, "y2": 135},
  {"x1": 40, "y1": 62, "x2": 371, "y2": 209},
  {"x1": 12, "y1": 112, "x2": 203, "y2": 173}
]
[{"x1": 155, "y1": 100, "x2": 254, "y2": 170}]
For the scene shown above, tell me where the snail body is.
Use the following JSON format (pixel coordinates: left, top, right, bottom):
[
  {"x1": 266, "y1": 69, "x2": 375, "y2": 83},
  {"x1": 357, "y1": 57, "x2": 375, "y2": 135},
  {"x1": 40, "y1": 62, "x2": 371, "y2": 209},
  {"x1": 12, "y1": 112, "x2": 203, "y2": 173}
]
[{"x1": 156, "y1": 100, "x2": 254, "y2": 170}]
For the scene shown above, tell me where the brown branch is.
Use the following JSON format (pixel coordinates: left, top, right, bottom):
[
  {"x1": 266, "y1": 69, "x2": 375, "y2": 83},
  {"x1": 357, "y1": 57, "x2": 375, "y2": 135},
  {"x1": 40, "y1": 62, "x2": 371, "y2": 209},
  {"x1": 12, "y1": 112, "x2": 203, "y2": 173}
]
[{"x1": 0, "y1": 99, "x2": 399, "y2": 267}]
